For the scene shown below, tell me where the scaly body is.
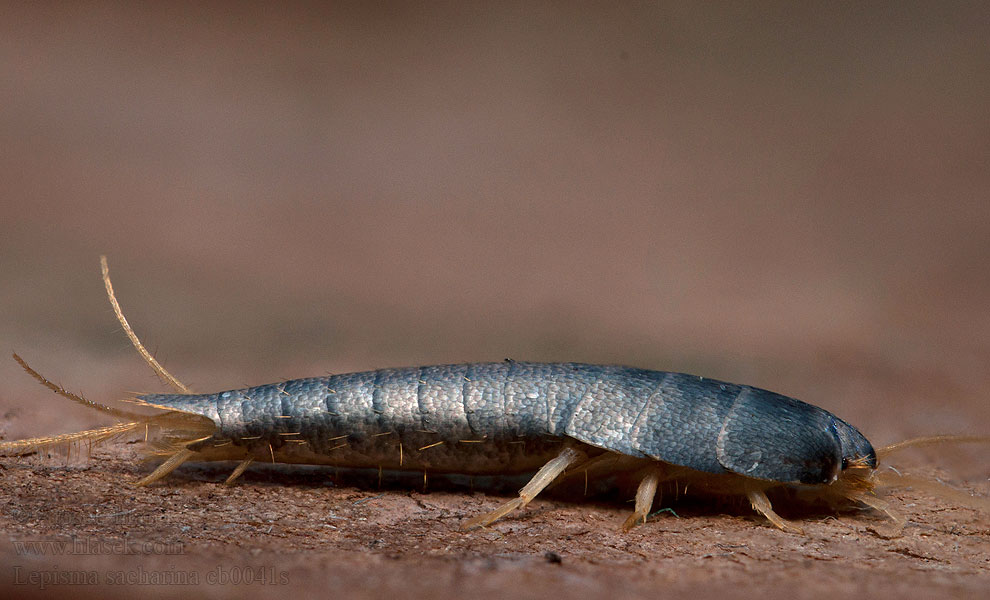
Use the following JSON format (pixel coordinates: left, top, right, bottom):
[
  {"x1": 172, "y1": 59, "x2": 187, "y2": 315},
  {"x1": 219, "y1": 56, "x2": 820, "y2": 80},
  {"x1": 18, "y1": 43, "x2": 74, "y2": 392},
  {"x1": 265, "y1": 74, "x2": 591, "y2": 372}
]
[{"x1": 142, "y1": 362, "x2": 875, "y2": 487}]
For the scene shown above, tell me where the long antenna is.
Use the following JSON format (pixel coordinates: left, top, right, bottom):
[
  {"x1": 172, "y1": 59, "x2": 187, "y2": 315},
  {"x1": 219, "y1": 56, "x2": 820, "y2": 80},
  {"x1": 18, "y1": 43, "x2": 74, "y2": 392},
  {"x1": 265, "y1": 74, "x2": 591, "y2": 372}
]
[{"x1": 100, "y1": 255, "x2": 191, "y2": 394}]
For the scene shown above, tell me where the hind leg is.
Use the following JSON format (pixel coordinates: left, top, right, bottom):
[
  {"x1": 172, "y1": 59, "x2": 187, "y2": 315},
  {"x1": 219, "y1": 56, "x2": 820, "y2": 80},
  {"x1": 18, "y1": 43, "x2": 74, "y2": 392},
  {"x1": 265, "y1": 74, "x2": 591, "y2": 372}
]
[{"x1": 134, "y1": 448, "x2": 196, "y2": 486}]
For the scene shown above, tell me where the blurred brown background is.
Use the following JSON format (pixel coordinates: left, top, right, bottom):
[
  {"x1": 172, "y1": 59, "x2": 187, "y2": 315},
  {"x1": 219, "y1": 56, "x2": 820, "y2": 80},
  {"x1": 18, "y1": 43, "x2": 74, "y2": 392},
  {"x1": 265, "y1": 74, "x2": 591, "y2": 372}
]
[
  {"x1": 1, "y1": 3, "x2": 989, "y2": 599},
  {"x1": 3, "y1": 2, "x2": 989, "y2": 442},
  {"x1": 4, "y1": 1, "x2": 988, "y2": 443},
  {"x1": 2, "y1": 1, "x2": 989, "y2": 445}
]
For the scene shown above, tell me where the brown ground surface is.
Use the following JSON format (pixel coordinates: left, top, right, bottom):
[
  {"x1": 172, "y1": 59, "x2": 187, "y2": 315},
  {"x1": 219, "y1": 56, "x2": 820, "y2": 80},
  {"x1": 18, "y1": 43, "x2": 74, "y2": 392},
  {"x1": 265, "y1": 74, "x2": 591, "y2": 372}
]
[{"x1": 1, "y1": 3, "x2": 988, "y2": 599}]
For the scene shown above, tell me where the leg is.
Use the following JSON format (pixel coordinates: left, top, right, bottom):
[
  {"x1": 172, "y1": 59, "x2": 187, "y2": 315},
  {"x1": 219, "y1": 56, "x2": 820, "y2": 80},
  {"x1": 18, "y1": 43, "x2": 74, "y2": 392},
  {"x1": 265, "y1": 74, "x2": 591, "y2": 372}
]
[
  {"x1": 462, "y1": 446, "x2": 584, "y2": 529},
  {"x1": 746, "y1": 488, "x2": 804, "y2": 534},
  {"x1": 622, "y1": 466, "x2": 663, "y2": 530},
  {"x1": 224, "y1": 457, "x2": 254, "y2": 486},
  {"x1": 846, "y1": 490, "x2": 905, "y2": 538},
  {"x1": 134, "y1": 448, "x2": 196, "y2": 486}
]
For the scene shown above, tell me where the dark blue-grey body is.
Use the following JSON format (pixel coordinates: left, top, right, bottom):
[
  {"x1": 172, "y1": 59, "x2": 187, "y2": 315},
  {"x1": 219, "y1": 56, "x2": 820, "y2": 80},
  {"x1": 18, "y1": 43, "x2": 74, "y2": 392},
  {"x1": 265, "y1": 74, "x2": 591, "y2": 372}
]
[{"x1": 139, "y1": 362, "x2": 876, "y2": 485}]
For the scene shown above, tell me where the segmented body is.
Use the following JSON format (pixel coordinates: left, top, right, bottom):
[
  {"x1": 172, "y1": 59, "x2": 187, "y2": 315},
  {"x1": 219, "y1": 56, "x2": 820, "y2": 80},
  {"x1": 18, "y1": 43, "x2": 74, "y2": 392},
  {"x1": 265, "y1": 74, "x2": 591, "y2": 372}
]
[{"x1": 139, "y1": 361, "x2": 876, "y2": 485}]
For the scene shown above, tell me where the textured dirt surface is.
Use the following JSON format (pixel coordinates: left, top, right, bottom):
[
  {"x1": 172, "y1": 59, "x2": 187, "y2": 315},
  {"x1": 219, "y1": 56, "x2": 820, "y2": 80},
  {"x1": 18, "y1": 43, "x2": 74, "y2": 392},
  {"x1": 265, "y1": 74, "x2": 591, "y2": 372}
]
[
  {"x1": 0, "y1": 448, "x2": 988, "y2": 600},
  {"x1": 2, "y1": 2, "x2": 989, "y2": 599}
]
